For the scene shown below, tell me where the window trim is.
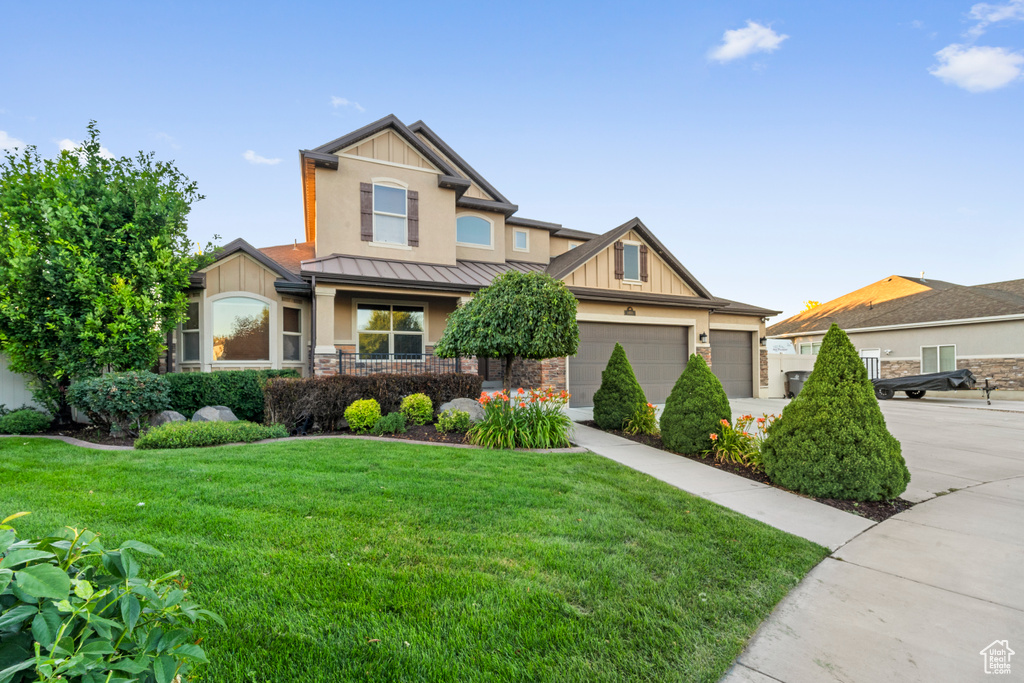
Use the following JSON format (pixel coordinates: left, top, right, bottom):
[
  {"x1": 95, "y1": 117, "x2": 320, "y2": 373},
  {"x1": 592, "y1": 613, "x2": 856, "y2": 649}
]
[
  {"x1": 622, "y1": 240, "x2": 642, "y2": 283},
  {"x1": 512, "y1": 228, "x2": 529, "y2": 253},
  {"x1": 353, "y1": 299, "x2": 429, "y2": 359},
  {"x1": 921, "y1": 344, "x2": 956, "y2": 373},
  {"x1": 180, "y1": 300, "x2": 201, "y2": 363},
  {"x1": 372, "y1": 179, "x2": 408, "y2": 246},
  {"x1": 455, "y1": 214, "x2": 494, "y2": 249}
]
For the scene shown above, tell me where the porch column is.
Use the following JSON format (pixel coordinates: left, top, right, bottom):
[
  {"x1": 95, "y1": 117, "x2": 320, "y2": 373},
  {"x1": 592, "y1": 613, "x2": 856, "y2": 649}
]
[{"x1": 314, "y1": 286, "x2": 338, "y2": 376}]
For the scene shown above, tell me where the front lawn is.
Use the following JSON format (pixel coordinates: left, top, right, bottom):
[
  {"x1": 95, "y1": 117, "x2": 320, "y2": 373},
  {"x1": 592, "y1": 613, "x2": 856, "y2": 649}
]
[{"x1": 0, "y1": 438, "x2": 827, "y2": 682}]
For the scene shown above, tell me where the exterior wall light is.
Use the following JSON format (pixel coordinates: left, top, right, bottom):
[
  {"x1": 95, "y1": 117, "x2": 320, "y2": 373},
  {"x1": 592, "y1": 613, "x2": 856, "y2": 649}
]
[{"x1": 699, "y1": 332, "x2": 708, "y2": 343}]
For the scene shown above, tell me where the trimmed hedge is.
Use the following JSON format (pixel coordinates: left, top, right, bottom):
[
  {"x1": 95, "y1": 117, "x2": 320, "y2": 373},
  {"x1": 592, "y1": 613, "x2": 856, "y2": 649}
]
[
  {"x1": 761, "y1": 324, "x2": 910, "y2": 501},
  {"x1": 660, "y1": 354, "x2": 732, "y2": 455},
  {"x1": 264, "y1": 373, "x2": 484, "y2": 433},
  {"x1": 135, "y1": 420, "x2": 288, "y2": 449},
  {"x1": 593, "y1": 342, "x2": 647, "y2": 431},
  {"x1": 0, "y1": 408, "x2": 52, "y2": 435},
  {"x1": 165, "y1": 369, "x2": 299, "y2": 423}
]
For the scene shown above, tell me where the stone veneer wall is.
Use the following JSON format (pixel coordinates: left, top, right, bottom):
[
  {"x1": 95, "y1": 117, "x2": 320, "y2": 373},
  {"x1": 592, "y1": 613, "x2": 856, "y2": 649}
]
[
  {"x1": 759, "y1": 348, "x2": 768, "y2": 387},
  {"x1": 696, "y1": 346, "x2": 712, "y2": 365},
  {"x1": 881, "y1": 357, "x2": 1023, "y2": 390}
]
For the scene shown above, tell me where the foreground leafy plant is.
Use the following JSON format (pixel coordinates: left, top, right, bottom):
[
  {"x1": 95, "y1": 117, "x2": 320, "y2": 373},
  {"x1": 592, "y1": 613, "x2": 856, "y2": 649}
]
[
  {"x1": 468, "y1": 388, "x2": 573, "y2": 449},
  {"x1": 623, "y1": 403, "x2": 659, "y2": 436},
  {"x1": 399, "y1": 393, "x2": 432, "y2": 426},
  {"x1": 134, "y1": 421, "x2": 287, "y2": 450},
  {"x1": 67, "y1": 371, "x2": 170, "y2": 437},
  {"x1": 435, "y1": 409, "x2": 472, "y2": 433},
  {"x1": 0, "y1": 512, "x2": 222, "y2": 683},
  {"x1": 370, "y1": 412, "x2": 407, "y2": 436}
]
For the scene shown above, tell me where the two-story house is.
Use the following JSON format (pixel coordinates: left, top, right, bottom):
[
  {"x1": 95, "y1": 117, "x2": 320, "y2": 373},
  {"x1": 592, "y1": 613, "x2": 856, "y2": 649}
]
[{"x1": 177, "y1": 115, "x2": 778, "y2": 406}]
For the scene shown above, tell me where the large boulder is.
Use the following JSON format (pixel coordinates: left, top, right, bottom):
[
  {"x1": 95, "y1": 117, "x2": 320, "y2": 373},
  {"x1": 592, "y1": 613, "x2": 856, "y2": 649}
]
[
  {"x1": 192, "y1": 405, "x2": 239, "y2": 423},
  {"x1": 438, "y1": 398, "x2": 485, "y2": 423},
  {"x1": 150, "y1": 410, "x2": 186, "y2": 428}
]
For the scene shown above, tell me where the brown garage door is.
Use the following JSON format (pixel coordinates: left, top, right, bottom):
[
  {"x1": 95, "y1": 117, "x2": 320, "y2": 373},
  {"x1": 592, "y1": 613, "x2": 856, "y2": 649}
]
[
  {"x1": 711, "y1": 330, "x2": 753, "y2": 398},
  {"x1": 569, "y1": 323, "x2": 688, "y2": 407}
]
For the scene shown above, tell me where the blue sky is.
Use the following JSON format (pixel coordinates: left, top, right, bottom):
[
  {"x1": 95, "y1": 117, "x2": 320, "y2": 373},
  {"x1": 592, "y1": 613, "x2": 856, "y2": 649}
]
[{"x1": 3, "y1": 1, "x2": 1022, "y2": 321}]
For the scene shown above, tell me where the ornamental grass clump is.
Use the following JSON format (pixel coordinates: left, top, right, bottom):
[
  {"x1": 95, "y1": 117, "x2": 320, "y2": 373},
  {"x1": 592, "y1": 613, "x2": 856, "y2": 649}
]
[
  {"x1": 659, "y1": 354, "x2": 731, "y2": 455},
  {"x1": 592, "y1": 343, "x2": 648, "y2": 431},
  {"x1": 468, "y1": 388, "x2": 573, "y2": 449},
  {"x1": 761, "y1": 324, "x2": 910, "y2": 501}
]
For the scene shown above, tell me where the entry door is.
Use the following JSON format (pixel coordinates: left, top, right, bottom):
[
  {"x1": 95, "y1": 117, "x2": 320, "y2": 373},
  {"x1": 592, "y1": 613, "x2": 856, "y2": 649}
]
[{"x1": 859, "y1": 348, "x2": 881, "y2": 380}]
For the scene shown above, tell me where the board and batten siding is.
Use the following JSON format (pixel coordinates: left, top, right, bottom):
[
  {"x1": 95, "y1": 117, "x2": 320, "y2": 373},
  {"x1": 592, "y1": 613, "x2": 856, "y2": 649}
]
[
  {"x1": 0, "y1": 354, "x2": 40, "y2": 410},
  {"x1": 560, "y1": 230, "x2": 696, "y2": 296}
]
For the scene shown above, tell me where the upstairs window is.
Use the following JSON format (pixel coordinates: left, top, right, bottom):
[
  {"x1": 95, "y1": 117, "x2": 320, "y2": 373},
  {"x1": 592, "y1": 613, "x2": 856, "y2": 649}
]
[
  {"x1": 456, "y1": 215, "x2": 492, "y2": 247},
  {"x1": 623, "y1": 243, "x2": 640, "y2": 281},
  {"x1": 373, "y1": 184, "x2": 407, "y2": 245},
  {"x1": 922, "y1": 344, "x2": 956, "y2": 373},
  {"x1": 513, "y1": 229, "x2": 529, "y2": 252}
]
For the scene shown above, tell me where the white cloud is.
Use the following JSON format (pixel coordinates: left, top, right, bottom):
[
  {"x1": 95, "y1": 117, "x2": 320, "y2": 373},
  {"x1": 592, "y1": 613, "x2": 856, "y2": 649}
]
[
  {"x1": 0, "y1": 131, "x2": 26, "y2": 150},
  {"x1": 967, "y1": 0, "x2": 1024, "y2": 36},
  {"x1": 243, "y1": 150, "x2": 281, "y2": 165},
  {"x1": 930, "y1": 43, "x2": 1024, "y2": 91},
  {"x1": 709, "y1": 21, "x2": 789, "y2": 63},
  {"x1": 57, "y1": 138, "x2": 115, "y2": 159},
  {"x1": 155, "y1": 132, "x2": 181, "y2": 149},
  {"x1": 331, "y1": 96, "x2": 365, "y2": 112}
]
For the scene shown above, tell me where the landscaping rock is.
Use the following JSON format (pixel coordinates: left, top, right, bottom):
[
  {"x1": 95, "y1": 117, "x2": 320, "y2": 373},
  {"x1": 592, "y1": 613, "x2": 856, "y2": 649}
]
[
  {"x1": 150, "y1": 410, "x2": 186, "y2": 427},
  {"x1": 192, "y1": 405, "x2": 238, "y2": 423},
  {"x1": 438, "y1": 398, "x2": 485, "y2": 423}
]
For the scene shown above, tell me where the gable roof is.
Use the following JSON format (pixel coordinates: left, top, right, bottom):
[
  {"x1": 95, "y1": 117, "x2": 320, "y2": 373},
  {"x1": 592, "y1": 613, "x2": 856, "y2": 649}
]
[
  {"x1": 768, "y1": 275, "x2": 1024, "y2": 336},
  {"x1": 408, "y1": 120, "x2": 511, "y2": 205},
  {"x1": 545, "y1": 217, "x2": 714, "y2": 300},
  {"x1": 306, "y1": 114, "x2": 459, "y2": 177},
  {"x1": 203, "y1": 238, "x2": 303, "y2": 283}
]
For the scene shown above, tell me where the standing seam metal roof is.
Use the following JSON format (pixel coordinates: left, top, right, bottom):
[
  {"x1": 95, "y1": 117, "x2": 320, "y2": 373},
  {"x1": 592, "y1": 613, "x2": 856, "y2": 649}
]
[{"x1": 302, "y1": 254, "x2": 546, "y2": 290}]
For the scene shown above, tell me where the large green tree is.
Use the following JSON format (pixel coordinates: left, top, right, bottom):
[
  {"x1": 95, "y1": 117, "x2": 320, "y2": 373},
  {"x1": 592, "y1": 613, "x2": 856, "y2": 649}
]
[
  {"x1": 0, "y1": 124, "x2": 209, "y2": 419},
  {"x1": 434, "y1": 271, "x2": 579, "y2": 391}
]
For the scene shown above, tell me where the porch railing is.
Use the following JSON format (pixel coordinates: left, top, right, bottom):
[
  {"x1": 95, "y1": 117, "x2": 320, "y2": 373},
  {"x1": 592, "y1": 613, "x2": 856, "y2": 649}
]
[{"x1": 338, "y1": 352, "x2": 462, "y2": 376}]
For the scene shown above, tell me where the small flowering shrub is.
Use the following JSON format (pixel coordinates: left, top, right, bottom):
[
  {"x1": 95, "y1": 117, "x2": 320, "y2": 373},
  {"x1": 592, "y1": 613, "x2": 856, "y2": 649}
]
[
  {"x1": 468, "y1": 388, "x2": 573, "y2": 449},
  {"x1": 707, "y1": 413, "x2": 779, "y2": 470},
  {"x1": 623, "y1": 403, "x2": 659, "y2": 436},
  {"x1": 344, "y1": 399, "x2": 381, "y2": 433},
  {"x1": 436, "y1": 409, "x2": 472, "y2": 433},
  {"x1": 399, "y1": 393, "x2": 433, "y2": 426}
]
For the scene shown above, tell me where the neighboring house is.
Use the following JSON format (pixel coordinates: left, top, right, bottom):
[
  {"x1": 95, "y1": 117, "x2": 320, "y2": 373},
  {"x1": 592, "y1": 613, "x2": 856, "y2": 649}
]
[
  {"x1": 177, "y1": 115, "x2": 777, "y2": 406},
  {"x1": 768, "y1": 275, "x2": 1024, "y2": 396}
]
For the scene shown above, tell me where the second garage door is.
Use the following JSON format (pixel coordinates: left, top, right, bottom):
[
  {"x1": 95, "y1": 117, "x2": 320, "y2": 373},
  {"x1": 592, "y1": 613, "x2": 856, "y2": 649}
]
[
  {"x1": 710, "y1": 330, "x2": 753, "y2": 398},
  {"x1": 569, "y1": 323, "x2": 688, "y2": 407}
]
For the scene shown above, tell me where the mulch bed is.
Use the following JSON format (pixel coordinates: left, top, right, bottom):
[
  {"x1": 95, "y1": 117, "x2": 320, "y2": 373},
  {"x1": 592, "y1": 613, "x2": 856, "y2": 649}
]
[
  {"x1": 43, "y1": 424, "x2": 136, "y2": 448},
  {"x1": 309, "y1": 424, "x2": 471, "y2": 446},
  {"x1": 578, "y1": 421, "x2": 915, "y2": 523}
]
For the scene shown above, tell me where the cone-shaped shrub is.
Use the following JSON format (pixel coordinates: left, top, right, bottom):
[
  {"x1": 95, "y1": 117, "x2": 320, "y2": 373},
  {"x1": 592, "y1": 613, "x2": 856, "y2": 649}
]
[
  {"x1": 659, "y1": 353, "x2": 731, "y2": 454},
  {"x1": 593, "y1": 342, "x2": 648, "y2": 430},
  {"x1": 761, "y1": 324, "x2": 910, "y2": 501}
]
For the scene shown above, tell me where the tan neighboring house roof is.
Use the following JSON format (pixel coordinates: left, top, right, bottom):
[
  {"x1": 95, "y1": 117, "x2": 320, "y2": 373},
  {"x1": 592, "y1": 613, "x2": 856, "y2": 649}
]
[{"x1": 768, "y1": 275, "x2": 1024, "y2": 337}]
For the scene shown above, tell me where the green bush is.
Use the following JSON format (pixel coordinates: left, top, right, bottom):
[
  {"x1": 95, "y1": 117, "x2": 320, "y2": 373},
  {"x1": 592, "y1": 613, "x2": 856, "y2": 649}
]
[
  {"x1": 0, "y1": 408, "x2": 51, "y2": 435},
  {"x1": 66, "y1": 371, "x2": 170, "y2": 436},
  {"x1": 592, "y1": 343, "x2": 648, "y2": 431},
  {"x1": 623, "y1": 402, "x2": 659, "y2": 436},
  {"x1": 660, "y1": 354, "x2": 731, "y2": 455},
  {"x1": 761, "y1": 324, "x2": 910, "y2": 501},
  {"x1": 400, "y1": 393, "x2": 433, "y2": 425},
  {"x1": 165, "y1": 369, "x2": 299, "y2": 423},
  {"x1": 263, "y1": 373, "x2": 483, "y2": 433},
  {"x1": 436, "y1": 408, "x2": 472, "y2": 433},
  {"x1": 0, "y1": 512, "x2": 222, "y2": 682},
  {"x1": 134, "y1": 420, "x2": 288, "y2": 449},
  {"x1": 370, "y1": 411, "x2": 407, "y2": 435},
  {"x1": 344, "y1": 399, "x2": 381, "y2": 433}
]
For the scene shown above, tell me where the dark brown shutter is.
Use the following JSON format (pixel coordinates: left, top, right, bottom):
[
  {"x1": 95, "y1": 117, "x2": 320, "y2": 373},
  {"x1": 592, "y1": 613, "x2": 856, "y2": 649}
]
[
  {"x1": 407, "y1": 190, "x2": 419, "y2": 247},
  {"x1": 614, "y1": 241, "x2": 624, "y2": 279},
  {"x1": 359, "y1": 182, "x2": 373, "y2": 241},
  {"x1": 640, "y1": 244, "x2": 649, "y2": 282}
]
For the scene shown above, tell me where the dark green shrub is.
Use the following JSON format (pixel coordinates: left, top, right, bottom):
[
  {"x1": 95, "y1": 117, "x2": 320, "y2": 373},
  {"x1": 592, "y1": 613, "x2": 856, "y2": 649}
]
[
  {"x1": 371, "y1": 411, "x2": 407, "y2": 435},
  {"x1": 263, "y1": 373, "x2": 484, "y2": 433},
  {"x1": 436, "y1": 408, "x2": 472, "y2": 433},
  {"x1": 344, "y1": 399, "x2": 381, "y2": 433},
  {"x1": 400, "y1": 393, "x2": 433, "y2": 425},
  {"x1": 0, "y1": 408, "x2": 51, "y2": 435},
  {"x1": 134, "y1": 420, "x2": 288, "y2": 449},
  {"x1": 0, "y1": 512, "x2": 221, "y2": 682},
  {"x1": 660, "y1": 354, "x2": 731, "y2": 455},
  {"x1": 761, "y1": 325, "x2": 910, "y2": 501},
  {"x1": 592, "y1": 343, "x2": 648, "y2": 431},
  {"x1": 165, "y1": 369, "x2": 299, "y2": 423},
  {"x1": 66, "y1": 371, "x2": 170, "y2": 436}
]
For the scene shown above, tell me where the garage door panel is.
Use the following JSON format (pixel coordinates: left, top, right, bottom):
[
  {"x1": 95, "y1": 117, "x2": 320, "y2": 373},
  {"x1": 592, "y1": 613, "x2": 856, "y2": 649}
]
[
  {"x1": 569, "y1": 323, "x2": 688, "y2": 407},
  {"x1": 711, "y1": 330, "x2": 753, "y2": 398}
]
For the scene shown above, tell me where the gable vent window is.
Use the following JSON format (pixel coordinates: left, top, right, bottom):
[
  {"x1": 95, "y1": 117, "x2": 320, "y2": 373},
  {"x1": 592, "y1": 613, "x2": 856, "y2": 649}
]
[
  {"x1": 615, "y1": 241, "x2": 649, "y2": 282},
  {"x1": 361, "y1": 182, "x2": 419, "y2": 247},
  {"x1": 456, "y1": 215, "x2": 492, "y2": 247}
]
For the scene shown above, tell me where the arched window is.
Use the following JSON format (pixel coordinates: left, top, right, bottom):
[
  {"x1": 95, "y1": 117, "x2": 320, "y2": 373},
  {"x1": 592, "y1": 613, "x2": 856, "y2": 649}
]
[
  {"x1": 456, "y1": 215, "x2": 492, "y2": 247},
  {"x1": 212, "y1": 296, "x2": 270, "y2": 361}
]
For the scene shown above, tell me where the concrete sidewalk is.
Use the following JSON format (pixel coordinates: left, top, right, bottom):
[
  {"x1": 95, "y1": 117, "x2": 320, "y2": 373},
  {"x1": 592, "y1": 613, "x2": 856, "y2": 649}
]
[{"x1": 569, "y1": 421, "x2": 874, "y2": 551}]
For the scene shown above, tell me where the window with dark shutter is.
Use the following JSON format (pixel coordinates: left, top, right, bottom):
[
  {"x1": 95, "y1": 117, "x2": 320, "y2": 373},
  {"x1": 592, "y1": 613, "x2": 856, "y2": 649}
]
[
  {"x1": 359, "y1": 182, "x2": 373, "y2": 241},
  {"x1": 614, "y1": 241, "x2": 624, "y2": 279},
  {"x1": 407, "y1": 190, "x2": 419, "y2": 247},
  {"x1": 640, "y1": 244, "x2": 649, "y2": 282}
]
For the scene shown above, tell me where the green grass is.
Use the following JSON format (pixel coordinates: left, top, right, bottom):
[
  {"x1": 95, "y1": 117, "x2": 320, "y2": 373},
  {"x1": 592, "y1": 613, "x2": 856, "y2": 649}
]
[{"x1": 0, "y1": 438, "x2": 828, "y2": 682}]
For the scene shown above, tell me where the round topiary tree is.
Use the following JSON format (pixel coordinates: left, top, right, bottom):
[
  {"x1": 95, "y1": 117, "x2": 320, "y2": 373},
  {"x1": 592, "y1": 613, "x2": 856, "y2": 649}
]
[
  {"x1": 659, "y1": 353, "x2": 731, "y2": 454},
  {"x1": 592, "y1": 342, "x2": 647, "y2": 430},
  {"x1": 761, "y1": 324, "x2": 910, "y2": 501}
]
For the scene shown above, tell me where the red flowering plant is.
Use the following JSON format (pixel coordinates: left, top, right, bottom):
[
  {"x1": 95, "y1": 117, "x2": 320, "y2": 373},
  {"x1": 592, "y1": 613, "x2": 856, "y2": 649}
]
[
  {"x1": 470, "y1": 388, "x2": 573, "y2": 449},
  {"x1": 623, "y1": 403, "x2": 659, "y2": 436},
  {"x1": 705, "y1": 414, "x2": 778, "y2": 470}
]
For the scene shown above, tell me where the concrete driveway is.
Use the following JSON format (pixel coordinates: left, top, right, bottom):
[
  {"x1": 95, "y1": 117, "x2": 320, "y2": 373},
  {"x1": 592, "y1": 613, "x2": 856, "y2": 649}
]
[{"x1": 724, "y1": 398, "x2": 1024, "y2": 682}]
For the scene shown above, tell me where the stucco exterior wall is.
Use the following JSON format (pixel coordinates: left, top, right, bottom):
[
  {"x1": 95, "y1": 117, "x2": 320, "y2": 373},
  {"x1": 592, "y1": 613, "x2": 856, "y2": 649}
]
[
  {"x1": 561, "y1": 230, "x2": 696, "y2": 296},
  {"x1": 504, "y1": 226, "x2": 550, "y2": 264},
  {"x1": 454, "y1": 209, "x2": 507, "y2": 263}
]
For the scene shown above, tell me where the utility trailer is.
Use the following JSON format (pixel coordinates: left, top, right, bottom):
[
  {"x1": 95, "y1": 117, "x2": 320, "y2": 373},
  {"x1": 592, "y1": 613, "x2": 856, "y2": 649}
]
[{"x1": 871, "y1": 369, "x2": 976, "y2": 400}]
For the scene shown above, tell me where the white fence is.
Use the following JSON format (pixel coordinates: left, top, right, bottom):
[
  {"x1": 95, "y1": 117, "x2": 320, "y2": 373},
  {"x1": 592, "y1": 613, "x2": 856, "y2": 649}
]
[
  {"x1": 0, "y1": 354, "x2": 40, "y2": 411},
  {"x1": 766, "y1": 353, "x2": 816, "y2": 398}
]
